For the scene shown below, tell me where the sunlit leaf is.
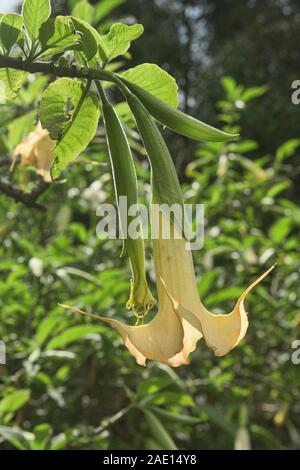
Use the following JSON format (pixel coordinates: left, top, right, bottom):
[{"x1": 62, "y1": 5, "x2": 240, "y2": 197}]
[
  {"x1": 0, "y1": 14, "x2": 23, "y2": 53},
  {"x1": 38, "y1": 16, "x2": 81, "y2": 59},
  {"x1": 0, "y1": 390, "x2": 30, "y2": 416},
  {"x1": 120, "y1": 64, "x2": 179, "y2": 108},
  {"x1": 98, "y1": 23, "x2": 143, "y2": 64},
  {"x1": 39, "y1": 77, "x2": 100, "y2": 178},
  {"x1": 22, "y1": 0, "x2": 51, "y2": 40}
]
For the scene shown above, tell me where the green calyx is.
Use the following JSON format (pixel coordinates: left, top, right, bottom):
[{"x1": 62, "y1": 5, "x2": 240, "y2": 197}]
[
  {"x1": 120, "y1": 77, "x2": 239, "y2": 143},
  {"x1": 99, "y1": 83, "x2": 154, "y2": 317},
  {"x1": 126, "y1": 239, "x2": 155, "y2": 319},
  {"x1": 126, "y1": 93, "x2": 183, "y2": 209}
]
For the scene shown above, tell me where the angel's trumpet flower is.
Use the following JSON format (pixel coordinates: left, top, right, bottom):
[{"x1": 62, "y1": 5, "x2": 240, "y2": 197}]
[
  {"x1": 157, "y1": 212, "x2": 275, "y2": 361},
  {"x1": 127, "y1": 92, "x2": 274, "y2": 364},
  {"x1": 13, "y1": 122, "x2": 54, "y2": 182},
  {"x1": 61, "y1": 91, "x2": 274, "y2": 367}
]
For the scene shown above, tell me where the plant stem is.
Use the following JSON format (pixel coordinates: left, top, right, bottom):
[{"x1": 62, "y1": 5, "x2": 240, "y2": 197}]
[{"x1": 0, "y1": 55, "x2": 131, "y2": 97}]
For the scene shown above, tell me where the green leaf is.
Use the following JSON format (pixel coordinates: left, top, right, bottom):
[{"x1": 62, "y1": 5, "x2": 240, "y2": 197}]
[
  {"x1": 241, "y1": 85, "x2": 268, "y2": 102},
  {"x1": 7, "y1": 110, "x2": 36, "y2": 151},
  {"x1": 94, "y1": 0, "x2": 125, "y2": 22},
  {"x1": 22, "y1": 0, "x2": 51, "y2": 40},
  {"x1": 72, "y1": 0, "x2": 94, "y2": 24},
  {"x1": 32, "y1": 424, "x2": 52, "y2": 450},
  {"x1": 16, "y1": 75, "x2": 49, "y2": 105},
  {"x1": 46, "y1": 325, "x2": 106, "y2": 350},
  {"x1": 120, "y1": 64, "x2": 179, "y2": 108},
  {"x1": 0, "y1": 390, "x2": 30, "y2": 416},
  {"x1": 149, "y1": 407, "x2": 202, "y2": 425},
  {"x1": 0, "y1": 68, "x2": 27, "y2": 101},
  {"x1": 0, "y1": 14, "x2": 23, "y2": 54},
  {"x1": 269, "y1": 217, "x2": 293, "y2": 244},
  {"x1": 265, "y1": 181, "x2": 290, "y2": 199},
  {"x1": 141, "y1": 409, "x2": 178, "y2": 450},
  {"x1": 276, "y1": 139, "x2": 300, "y2": 163},
  {"x1": 221, "y1": 76, "x2": 237, "y2": 98},
  {"x1": 35, "y1": 313, "x2": 66, "y2": 346},
  {"x1": 39, "y1": 78, "x2": 100, "y2": 178},
  {"x1": 205, "y1": 286, "x2": 244, "y2": 306},
  {"x1": 0, "y1": 425, "x2": 33, "y2": 450},
  {"x1": 38, "y1": 16, "x2": 81, "y2": 59},
  {"x1": 50, "y1": 433, "x2": 67, "y2": 450},
  {"x1": 99, "y1": 23, "x2": 144, "y2": 64},
  {"x1": 71, "y1": 17, "x2": 98, "y2": 60}
]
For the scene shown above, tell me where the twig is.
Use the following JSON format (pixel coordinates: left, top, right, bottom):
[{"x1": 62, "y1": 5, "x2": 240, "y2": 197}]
[
  {"x1": 93, "y1": 406, "x2": 131, "y2": 434},
  {"x1": 0, "y1": 55, "x2": 120, "y2": 86},
  {"x1": 0, "y1": 177, "x2": 50, "y2": 212}
]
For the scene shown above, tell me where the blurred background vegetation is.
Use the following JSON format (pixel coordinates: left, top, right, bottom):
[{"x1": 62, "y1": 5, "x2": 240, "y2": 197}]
[{"x1": 0, "y1": 0, "x2": 299, "y2": 450}]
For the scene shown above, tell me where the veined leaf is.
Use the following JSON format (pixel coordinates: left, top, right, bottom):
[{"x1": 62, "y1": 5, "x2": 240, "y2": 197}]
[
  {"x1": 71, "y1": 0, "x2": 94, "y2": 24},
  {"x1": 22, "y1": 0, "x2": 51, "y2": 40},
  {"x1": 98, "y1": 23, "x2": 144, "y2": 64},
  {"x1": 71, "y1": 17, "x2": 98, "y2": 60},
  {"x1": 0, "y1": 14, "x2": 23, "y2": 54},
  {"x1": 38, "y1": 16, "x2": 81, "y2": 59},
  {"x1": 0, "y1": 68, "x2": 27, "y2": 101},
  {"x1": 120, "y1": 64, "x2": 179, "y2": 108},
  {"x1": 39, "y1": 78, "x2": 100, "y2": 178}
]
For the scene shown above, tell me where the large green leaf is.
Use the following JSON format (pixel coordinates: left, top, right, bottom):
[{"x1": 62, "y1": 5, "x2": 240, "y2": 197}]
[
  {"x1": 0, "y1": 68, "x2": 27, "y2": 101},
  {"x1": 120, "y1": 63, "x2": 179, "y2": 108},
  {"x1": 98, "y1": 23, "x2": 143, "y2": 64},
  {"x1": 39, "y1": 78, "x2": 100, "y2": 178},
  {"x1": 22, "y1": 0, "x2": 51, "y2": 40},
  {"x1": 71, "y1": 17, "x2": 98, "y2": 60},
  {"x1": 38, "y1": 16, "x2": 81, "y2": 59},
  {"x1": 0, "y1": 14, "x2": 23, "y2": 54},
  {"x1": 71, "y1": 0, "x2": 94, "y2": 24}
]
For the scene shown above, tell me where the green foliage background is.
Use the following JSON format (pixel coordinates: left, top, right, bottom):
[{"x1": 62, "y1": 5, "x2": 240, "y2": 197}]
[{"x1": 0, "y1": 0, "x2": 299, "y2": 450}]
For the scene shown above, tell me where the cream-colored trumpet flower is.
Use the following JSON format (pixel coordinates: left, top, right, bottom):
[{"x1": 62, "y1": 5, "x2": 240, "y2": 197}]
[
  {"x1": 13, "y1": 122, "x2": 54, "y2": 182},
  {"x1": 157, "y1": 212, "x2": 275, "y2": 362}
]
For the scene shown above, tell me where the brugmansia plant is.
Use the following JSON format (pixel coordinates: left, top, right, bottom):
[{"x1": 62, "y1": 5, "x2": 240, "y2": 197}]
[{"x1": 0, "y1": 0, "x2": 274, "y2": 367}]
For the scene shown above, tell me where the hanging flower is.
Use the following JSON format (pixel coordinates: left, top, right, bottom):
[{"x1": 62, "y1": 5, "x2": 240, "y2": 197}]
[
  {"x1": 13, "y1": 122, "x2": 54, "y2": 182},
  {"x1": 60, "y1": 211, "x2": 274, "y2": 367}
]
